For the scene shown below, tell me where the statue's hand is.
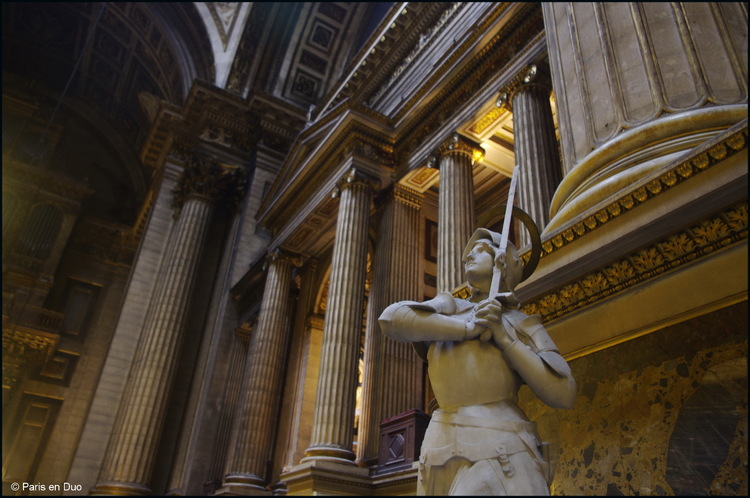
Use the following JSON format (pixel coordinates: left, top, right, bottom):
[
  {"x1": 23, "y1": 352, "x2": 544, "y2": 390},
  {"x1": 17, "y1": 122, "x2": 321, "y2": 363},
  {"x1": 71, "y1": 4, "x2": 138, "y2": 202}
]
[
  {"x1": 473, "y1": 299, "x2": 516, "y2": 349},
  {"x1": 464, "y1": 319, "x2": 485, "y2": 340}
]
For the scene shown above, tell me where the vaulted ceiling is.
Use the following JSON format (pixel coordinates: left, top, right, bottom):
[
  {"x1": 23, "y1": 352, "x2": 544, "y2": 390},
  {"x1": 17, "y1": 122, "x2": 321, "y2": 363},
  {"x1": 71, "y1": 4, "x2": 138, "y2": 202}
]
[{"x1": 2, "y1": 2, "x2": 391, "y2": 225}]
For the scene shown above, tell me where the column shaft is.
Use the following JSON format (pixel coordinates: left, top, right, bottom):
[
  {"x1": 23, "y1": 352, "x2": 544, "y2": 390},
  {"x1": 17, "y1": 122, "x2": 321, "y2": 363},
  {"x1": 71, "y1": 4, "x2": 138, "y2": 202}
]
[
  {"x1": 437, "y1": 147, "x2": 476, "y2": 293},
  {"x1": 305, "y1": 173, "x2": 372, "y2": 463},
  {"x1": 513, "y1": 80, "x2": 562, "y2": 246},
  {"x1": 203, "y1": 327, "x2": 249, "y2": 494},
  {"x1": 96, "y1": 194, "x2": 214, "y2": 494},
  {"x1": 223, "y1": 254, "x2": 295, "y2": 490},
  {"x1": 357, "y1": 186, "x2": 423, "y2": 465},
  {"x1": 543, "y1": 2, "x2": 747, "y2": 231}
]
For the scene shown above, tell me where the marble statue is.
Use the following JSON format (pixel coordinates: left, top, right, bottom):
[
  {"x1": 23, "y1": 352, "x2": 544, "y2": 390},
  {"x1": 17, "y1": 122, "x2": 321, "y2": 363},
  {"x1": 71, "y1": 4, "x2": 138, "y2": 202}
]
[{"x1": 379, "y1": 226, "x2": 576, "y2": 495}]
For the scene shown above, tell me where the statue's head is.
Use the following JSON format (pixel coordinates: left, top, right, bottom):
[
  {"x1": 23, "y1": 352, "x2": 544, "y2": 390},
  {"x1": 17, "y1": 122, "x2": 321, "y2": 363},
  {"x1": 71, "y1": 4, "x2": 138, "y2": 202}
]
[{"x1": 462, "y1": 228, "x2": 523, "y2": 292}]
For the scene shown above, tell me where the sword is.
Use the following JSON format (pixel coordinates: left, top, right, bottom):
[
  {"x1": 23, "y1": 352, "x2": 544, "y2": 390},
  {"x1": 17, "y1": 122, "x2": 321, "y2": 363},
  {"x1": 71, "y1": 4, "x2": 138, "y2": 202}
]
[
  {"x1": 480, "y1": 165, "x2": 519, "y2": 342},
  {"x1": 491, "y1": 165, "x2": 519, "y2": 296}
]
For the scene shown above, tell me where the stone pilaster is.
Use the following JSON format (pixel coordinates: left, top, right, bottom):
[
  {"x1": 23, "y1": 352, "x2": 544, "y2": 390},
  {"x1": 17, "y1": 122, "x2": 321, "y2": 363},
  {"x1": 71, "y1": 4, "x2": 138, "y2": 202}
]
[
  {"x1": 304, "y1": 168, "x2": 374, "y2": 463},
  {"x1": 221, "y1": 250, "x2": 297, "y2": 492},
  {"x1": 510, "y1": 65, "x2": 562, "y2": 246},
  {"x1": 94, "y1": 156, "x2": 245, "y2": 495},
  {"x1": 436, "y1": 134, "x2": 483, "y2": 292},
  {"x1": 357, "y1": 185, "x2": 423, "y2": 465}
]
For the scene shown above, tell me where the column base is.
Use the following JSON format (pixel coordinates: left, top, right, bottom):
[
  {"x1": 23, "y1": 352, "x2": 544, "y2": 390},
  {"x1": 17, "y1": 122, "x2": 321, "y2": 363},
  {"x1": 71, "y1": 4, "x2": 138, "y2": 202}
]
[
  {"x1": 280, "y1": 459, "x2": 370, "y2": 495},
  {"x1": 214, "y1": 474, "x2": 269, "y2": 496},
  {"x1": 301, "y1": 445, "x2": 356, "y2": 464},
  {"x1": 90, "y1": 481, "x2": 151, "y2": 495}
]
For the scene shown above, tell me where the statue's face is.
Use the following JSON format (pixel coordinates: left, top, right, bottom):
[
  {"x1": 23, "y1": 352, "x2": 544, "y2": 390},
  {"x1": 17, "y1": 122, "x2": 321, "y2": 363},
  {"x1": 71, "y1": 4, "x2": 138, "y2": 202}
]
[{"x1": 464, "y1": 241, "x2": 494, "y2": 288}]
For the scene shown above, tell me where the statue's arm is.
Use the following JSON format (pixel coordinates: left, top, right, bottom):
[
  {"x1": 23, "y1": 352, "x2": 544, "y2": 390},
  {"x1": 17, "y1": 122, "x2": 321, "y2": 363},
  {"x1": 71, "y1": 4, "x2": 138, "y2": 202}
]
[
  {"x1": 501, "y1": 327, "x2": 577, "y2": 409},
  {"x1": 475, "y1": 304, "x2": 576, "y2": 408},
  {"x1": 378, "y1": 301, "x2": 480, "y2": 342}
]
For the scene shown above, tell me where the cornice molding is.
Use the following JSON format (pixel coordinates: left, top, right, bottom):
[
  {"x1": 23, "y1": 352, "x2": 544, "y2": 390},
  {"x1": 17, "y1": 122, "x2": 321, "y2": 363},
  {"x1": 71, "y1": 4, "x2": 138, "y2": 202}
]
[
  {"x1": 394, "y1": 4, "x2": 544, "y2": 165},
  {"x1": 258, "y1": 115, "x2": 395, "y2": 235},
  {"x1": 391, "y1": 3, "x2": 520, "y2": 124},
  {"x1": 140, "y1": 81, "x2": 259, "y2": 170},
  {"x1": 522, "y1": 201, "x2": 748, "y2": 322}
]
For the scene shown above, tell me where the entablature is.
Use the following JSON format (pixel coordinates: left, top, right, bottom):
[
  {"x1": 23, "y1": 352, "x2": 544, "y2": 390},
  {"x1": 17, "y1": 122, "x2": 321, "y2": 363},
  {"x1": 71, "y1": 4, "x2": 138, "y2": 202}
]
[{"x1": 257, "y1": 106, "x2": 395, "y2": 254}]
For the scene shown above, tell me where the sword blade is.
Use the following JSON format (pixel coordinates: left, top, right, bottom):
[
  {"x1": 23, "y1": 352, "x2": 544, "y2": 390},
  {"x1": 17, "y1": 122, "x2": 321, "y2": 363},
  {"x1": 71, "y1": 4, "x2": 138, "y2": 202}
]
[{"x1": 489, "y1": 166, "x2": 519, "y2": 296}]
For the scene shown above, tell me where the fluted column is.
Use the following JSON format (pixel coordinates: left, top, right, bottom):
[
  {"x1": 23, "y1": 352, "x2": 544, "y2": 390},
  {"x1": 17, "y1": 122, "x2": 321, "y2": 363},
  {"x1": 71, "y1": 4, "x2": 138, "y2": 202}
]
[
  {"x1": 94, "y1": 156, "x2": 246, "y2": 495},
  {"x1": 203, "y1": 325, "x2": 251, "y2": 495},
  {"x1": 436, "y1": 134, "x2": 483, "y2": 292},
  {"x1": 357, "y1": 185, "x2": 423, "y2": 465},
  {"x1": 304, "y1": 168, "x2": 374, "y2": 463},
  {"x1": 221, "y1": 250, "x2": 297, "y2": 492},
  {"x1": 543, "y1": 2, "x2": 748, "y2": 232},
  {"x1": 509, "y1": 65, "x2": 562, "y2": 247}
]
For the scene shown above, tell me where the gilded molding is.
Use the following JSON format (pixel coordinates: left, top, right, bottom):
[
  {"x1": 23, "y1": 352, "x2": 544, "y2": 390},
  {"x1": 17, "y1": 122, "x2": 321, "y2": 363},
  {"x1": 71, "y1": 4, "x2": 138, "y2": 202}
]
[
  {"x1": 470, "y1": 105, "x2": 508, "y2": 135},
  {"x1": 522, "y1": 201, "x2": 748, "y2": 322},
  {"x1": 537, "y1": 125, "x2": 747, "y2": 256}
]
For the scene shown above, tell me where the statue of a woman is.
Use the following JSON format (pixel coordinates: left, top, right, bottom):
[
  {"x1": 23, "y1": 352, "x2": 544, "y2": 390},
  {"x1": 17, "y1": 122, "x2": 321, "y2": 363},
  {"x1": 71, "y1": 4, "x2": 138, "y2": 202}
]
[{"x1": 379, "y1": 228, "x2": 576, "y2": 495}]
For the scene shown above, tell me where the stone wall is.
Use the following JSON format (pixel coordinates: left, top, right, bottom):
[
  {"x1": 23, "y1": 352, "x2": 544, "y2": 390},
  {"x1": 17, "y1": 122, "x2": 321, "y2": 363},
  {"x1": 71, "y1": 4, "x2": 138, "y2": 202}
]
[{"x1": 519, "y1": 301, "x2": 747, "y2": 496}]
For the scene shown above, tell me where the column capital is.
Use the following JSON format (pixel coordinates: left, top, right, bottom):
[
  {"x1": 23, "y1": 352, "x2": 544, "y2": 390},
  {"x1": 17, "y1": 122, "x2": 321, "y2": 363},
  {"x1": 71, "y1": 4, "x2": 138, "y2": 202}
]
[
  {"x1": 393, "y1": 184, "x2": 424, "y2": 210},
  {"x1": 235, "y1": 322, "x2": 253, "y2": 343},
  {"x1": 173, "y1": 154, "x2": 249, "y2": 213},
  {"x1": 495, "y1": 63, "x2": 553, "y2": 111},
  {"x1": 332, "y1": 168, "x2": 379, "y2": 197},
  {"x1": 266, "y1": 248, "x2": 302, "y2": 268},
  {"x1": 436, "y1": 133, "x2": 485, "y2": 164},
  {"x1": 374, "y1": 184, "x2": 424, "y2": 211}
]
